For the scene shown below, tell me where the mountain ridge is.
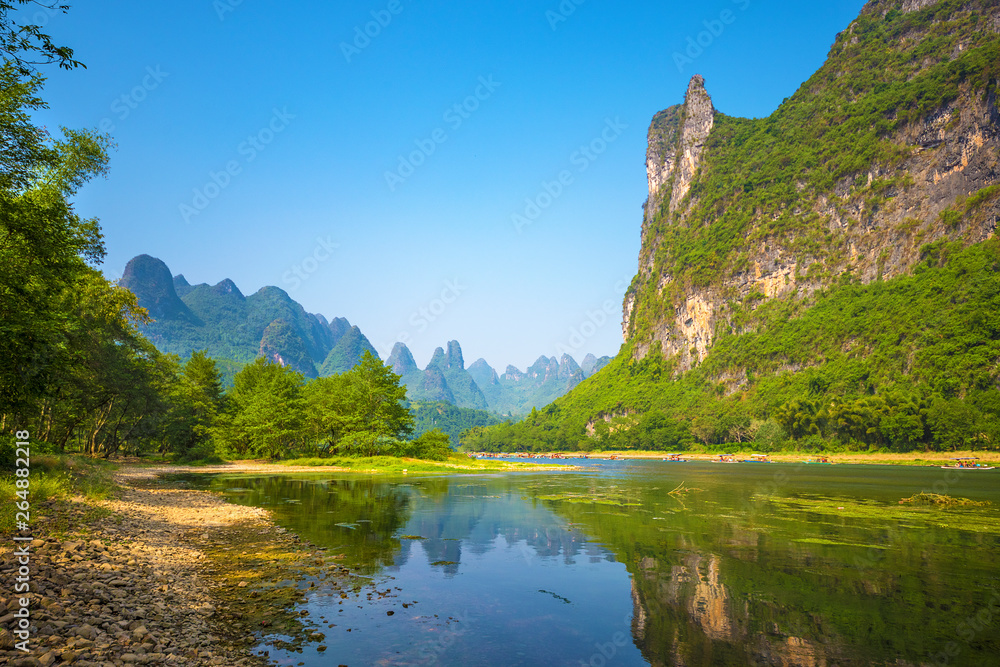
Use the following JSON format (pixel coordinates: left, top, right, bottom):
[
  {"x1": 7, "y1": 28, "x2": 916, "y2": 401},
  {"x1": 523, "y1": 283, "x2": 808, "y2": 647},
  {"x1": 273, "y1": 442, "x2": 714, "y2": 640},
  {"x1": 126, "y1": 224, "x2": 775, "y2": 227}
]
[
  {"x1": 119, "y1": 254, "x2": 378, "y2": 379},
  {"x1": 390, "y1": 340, "x2": 611, "y2": 416}
]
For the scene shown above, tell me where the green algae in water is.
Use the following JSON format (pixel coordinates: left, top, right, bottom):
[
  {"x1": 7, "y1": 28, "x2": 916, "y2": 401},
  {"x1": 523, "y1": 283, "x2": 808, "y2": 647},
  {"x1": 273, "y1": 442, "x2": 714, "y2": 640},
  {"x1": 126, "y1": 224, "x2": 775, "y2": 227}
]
[
  {"x1": 899, "y1": 492, "x2": 990, "y2": 507},
  {"x1": 538, "y1": 590, "x2": 572, "y2": 604},
  {"x1": 766, "y1": 495, "x2": 1000, "y2": 534},
  {"x1": 534, "y1": 491, "x2": 644, "y2": 507},
  {"x1": 792, "y1": 537, "x2": 889, "y2": 549}
]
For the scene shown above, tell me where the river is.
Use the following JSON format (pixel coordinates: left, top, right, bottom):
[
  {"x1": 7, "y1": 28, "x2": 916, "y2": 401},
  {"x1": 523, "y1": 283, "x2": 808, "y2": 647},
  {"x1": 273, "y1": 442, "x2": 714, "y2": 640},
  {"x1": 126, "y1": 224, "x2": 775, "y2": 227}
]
[{"x1": 180, "y1": 459, "x2": 1000, "y2": 666}]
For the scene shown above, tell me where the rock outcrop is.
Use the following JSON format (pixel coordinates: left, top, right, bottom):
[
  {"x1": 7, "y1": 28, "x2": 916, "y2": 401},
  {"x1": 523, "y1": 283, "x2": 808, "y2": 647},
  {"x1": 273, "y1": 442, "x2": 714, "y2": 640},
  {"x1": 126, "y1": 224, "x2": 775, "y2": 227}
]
[{"x1": 624, "y1": 0, "x2": 1000, "y2": 373}]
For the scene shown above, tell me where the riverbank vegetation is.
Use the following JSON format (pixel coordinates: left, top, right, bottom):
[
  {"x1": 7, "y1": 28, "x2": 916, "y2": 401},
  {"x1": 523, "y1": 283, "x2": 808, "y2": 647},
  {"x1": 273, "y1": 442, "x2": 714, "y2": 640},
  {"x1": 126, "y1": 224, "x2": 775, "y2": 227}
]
[{"x1": 0, "y1": 454, "x2": 116, "y2": 532}]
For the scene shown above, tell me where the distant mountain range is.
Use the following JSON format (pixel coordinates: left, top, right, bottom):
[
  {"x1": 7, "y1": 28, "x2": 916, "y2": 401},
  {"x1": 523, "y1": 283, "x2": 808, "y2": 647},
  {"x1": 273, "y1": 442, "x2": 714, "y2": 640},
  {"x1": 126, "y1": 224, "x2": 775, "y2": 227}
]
[
  {"x1": 119, "y1": 255, "x2": 378, "y2": 378},
  {"x1": 388, "y1": 340, "x2": 610, "y2": 416},
  {"x1": 120, "y1": 254, "x2": 614, "y2": 414}
]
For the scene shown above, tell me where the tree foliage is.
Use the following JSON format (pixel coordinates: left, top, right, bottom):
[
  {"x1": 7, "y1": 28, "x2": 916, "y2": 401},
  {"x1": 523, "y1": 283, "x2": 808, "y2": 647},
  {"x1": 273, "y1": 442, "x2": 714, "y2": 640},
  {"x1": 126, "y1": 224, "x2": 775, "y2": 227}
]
[{"x1": 0, "y1": 1, "x2": 83, "y2": 76}]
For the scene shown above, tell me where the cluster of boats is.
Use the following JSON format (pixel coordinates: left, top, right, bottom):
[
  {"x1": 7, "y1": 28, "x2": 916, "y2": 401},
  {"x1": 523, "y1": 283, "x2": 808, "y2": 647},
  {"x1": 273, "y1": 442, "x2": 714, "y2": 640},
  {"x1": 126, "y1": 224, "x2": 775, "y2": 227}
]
[
  {"x1": 471, "y1": 452, "x2": 583, "y2": 460},
  {"x1": 669, "y1": 454, "x2": 830, "y2": 464}
]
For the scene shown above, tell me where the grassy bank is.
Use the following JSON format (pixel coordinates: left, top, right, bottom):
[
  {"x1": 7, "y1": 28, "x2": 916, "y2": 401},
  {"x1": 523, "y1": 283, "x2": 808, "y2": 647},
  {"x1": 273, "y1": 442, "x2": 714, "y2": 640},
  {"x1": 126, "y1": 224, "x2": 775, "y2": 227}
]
[
  {"x1": 276, "y1": 453, "x2": 575, "y2": 473},
  {"x1": 0, "y1": 455, "x2": 118, "y2": 533}
]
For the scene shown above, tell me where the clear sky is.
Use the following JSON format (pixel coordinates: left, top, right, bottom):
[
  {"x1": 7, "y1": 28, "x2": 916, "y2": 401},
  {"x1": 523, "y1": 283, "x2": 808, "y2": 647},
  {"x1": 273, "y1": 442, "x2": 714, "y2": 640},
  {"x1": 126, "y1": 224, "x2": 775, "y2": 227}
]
[{"x1": 34, "y1": 0, "x2": 867, "y2": 372}]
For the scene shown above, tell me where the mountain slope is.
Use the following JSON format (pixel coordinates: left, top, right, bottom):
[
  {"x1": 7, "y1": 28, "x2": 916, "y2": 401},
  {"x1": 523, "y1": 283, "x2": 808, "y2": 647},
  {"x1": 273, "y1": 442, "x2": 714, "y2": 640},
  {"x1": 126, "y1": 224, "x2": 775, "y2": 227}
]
[
  {"x1": 425, "y1": 341, "x2": 488, "y2": 410},
  {"x1": 120, "y1": 254, "x2": 377, "y2": 378},
  {"x1": 625, "y1": 0, "x2": 1000, "y2": 367},
  {"x1": 463, "y1": 0, "x2": 1000, "y2": 453},
  {"x1": 318, "y1": 325, "x2": 379, "y2": 376}
]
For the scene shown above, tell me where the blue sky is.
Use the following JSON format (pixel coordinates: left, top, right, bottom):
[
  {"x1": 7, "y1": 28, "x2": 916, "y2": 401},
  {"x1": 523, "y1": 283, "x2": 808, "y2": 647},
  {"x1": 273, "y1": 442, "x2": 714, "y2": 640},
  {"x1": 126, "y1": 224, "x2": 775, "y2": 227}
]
[{"x1": 35, "y1": 0, "x2": 867, "y2": 372}]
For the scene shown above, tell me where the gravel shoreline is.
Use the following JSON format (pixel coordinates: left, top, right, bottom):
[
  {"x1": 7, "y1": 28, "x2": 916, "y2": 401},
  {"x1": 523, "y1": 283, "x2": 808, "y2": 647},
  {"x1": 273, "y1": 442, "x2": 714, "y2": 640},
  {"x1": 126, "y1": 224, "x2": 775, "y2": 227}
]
[{"x1": 0, "y1": 465, "x2": 336, "y2": 667}]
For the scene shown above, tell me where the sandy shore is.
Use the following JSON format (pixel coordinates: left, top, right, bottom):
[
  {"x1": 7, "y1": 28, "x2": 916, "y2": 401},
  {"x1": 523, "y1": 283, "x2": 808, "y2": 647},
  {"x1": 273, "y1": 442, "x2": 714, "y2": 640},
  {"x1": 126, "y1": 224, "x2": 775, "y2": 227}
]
[{"x1": 0, "y1": 465, "x2": 354, "y2": 666}]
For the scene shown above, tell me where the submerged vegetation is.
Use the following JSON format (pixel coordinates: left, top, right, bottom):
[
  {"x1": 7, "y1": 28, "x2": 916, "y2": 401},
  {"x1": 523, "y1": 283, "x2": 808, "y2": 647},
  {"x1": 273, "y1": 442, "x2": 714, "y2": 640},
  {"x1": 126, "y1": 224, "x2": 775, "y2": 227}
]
[{"x1": 898, "y1": 492, "x2": 990, "y2": 507}]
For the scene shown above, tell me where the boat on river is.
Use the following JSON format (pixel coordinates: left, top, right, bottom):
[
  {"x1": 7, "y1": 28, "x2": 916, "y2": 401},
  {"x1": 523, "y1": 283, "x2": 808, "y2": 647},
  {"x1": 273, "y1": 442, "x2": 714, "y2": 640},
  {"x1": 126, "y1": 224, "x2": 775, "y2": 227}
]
[
  {"x1": 741, "y1": 454, "x2": 772, "y2": 463},
  {"x1": 805, "y1": 456, "x2": 833, "y2": 464},
  {"x1": 712, "y1": 454, "x2": 738, "y2": 463},
  {"x1": 662, "y1": 453, "x2": 688, "y2": 462},
  {"x1": 940, "y1": 457, "x2": 995, "y2": 470}
]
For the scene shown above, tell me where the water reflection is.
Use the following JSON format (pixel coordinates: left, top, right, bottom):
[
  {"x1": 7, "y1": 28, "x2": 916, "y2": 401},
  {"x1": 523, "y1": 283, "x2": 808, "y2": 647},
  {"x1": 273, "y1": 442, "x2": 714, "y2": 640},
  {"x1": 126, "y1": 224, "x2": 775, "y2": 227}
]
[{"x1": 181, "y1": 463, "x2": 1000, "y2": 666}]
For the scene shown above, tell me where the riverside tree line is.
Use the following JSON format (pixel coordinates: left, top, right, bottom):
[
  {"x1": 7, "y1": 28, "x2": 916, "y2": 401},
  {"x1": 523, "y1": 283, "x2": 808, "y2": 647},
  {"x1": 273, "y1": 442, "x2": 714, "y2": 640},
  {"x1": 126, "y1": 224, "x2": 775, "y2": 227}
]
[{"x1": 0, "y1": 3, "x2": 447, "y2": 463}]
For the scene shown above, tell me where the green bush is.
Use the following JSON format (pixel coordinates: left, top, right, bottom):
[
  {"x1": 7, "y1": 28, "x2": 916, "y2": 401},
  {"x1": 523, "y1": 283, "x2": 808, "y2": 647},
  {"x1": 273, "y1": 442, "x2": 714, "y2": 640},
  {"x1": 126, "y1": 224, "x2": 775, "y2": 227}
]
[
  {"x1": 754, "y1": 420, "x2": 789, "y2": 452},
  {"x1": 404, "y1": 429, "x2": 452, "y2": 461},
  {"x1": 179, "y1": 439, "x2": 222, "y2": 464},
  {"x1": 338, "y1": 432, "x2": 407, "y2": 458}
]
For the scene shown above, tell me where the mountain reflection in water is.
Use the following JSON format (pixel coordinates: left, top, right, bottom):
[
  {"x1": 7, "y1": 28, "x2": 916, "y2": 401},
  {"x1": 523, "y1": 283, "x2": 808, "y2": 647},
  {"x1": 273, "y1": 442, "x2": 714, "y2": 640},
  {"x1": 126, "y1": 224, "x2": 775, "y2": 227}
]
[{"x1": 179, "y1": 461, "x2": 1000, "y2": 666}]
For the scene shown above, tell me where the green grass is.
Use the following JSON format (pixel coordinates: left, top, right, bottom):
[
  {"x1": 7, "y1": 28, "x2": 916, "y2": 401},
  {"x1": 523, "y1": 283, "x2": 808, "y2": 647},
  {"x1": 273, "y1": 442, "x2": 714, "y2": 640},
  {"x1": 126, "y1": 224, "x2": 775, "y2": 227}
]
[
  {"x1": 0, "y1": 454, "x2": 119, "y2": 533},
  {"x1": 276, "y1": 453, "x2": 570, "y2": 474}
]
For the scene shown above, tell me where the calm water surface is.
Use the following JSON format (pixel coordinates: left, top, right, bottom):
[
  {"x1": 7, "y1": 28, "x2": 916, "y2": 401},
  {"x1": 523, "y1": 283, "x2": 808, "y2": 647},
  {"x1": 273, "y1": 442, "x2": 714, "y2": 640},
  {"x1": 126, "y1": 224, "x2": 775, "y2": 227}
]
[{"x1": 182, "y1": 460, "x2": 1000, "y2": 666}]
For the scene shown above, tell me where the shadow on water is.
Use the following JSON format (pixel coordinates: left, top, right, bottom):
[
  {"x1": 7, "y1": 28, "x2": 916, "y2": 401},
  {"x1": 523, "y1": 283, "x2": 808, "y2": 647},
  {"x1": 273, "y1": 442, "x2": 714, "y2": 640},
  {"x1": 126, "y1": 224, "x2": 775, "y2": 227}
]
[{"x1": 175, "y1": 461, "x2": 1000, "y2": 666}]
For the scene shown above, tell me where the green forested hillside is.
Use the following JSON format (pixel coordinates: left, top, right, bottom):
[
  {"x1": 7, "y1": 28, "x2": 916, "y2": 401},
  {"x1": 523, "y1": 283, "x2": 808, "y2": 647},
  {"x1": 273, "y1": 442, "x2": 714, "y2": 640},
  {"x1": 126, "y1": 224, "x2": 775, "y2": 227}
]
[
  {"x1": 463, "y1": 228, "x2": 1000, "y2": 453},
  {"x1": 120, "y1": 254, "x2": 378, "y2": 381},
  {"x1": 409, "y1": 401, "x2": 508, "y2": 447},
  {"x1": 629, "y1": 0, "x2": 1000, "y2": 331},
  {"x1": 464, "y1": 0, "x2": 1000, "y2": 454}
]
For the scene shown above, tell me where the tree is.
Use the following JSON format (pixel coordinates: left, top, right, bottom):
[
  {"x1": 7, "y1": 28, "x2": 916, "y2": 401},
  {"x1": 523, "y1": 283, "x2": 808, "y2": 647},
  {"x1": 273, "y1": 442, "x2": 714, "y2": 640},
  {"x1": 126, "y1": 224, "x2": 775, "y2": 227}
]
[
  {"x1": 161, "y1": 352, "x2": 224, "y2": 460},
  {"x1": 0, "y1": 67, "x2": 110, "y2": 419},
  {"x1": 342, "y1": 351, "x2": 413, "y2": 439},
  {"x1": 218, "y1": 358, "x2": 305, "y2": 459},
  {"x1": 302, "y1": 373, "x2": 355, "y2": 454},
  {"x1": 0, "y1": 1, "x2": 84, "y2": 76},
  {"x1": 32, "y1": 269, "x2": 165, "y2": 457},
  {"x1": 405, "y1": 428, "x2": 451, "y2": 461},
  {"x1": 927, "y1": 397, "x2": 981, "y2": 451}
]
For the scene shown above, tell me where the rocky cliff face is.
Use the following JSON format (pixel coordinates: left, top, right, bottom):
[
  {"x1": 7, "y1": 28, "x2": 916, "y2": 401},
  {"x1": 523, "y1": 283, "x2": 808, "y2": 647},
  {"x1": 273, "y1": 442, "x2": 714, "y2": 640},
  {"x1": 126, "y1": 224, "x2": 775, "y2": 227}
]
[{"x1": 623, "y1": 0, "x2": 1000, "y2": 373}]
